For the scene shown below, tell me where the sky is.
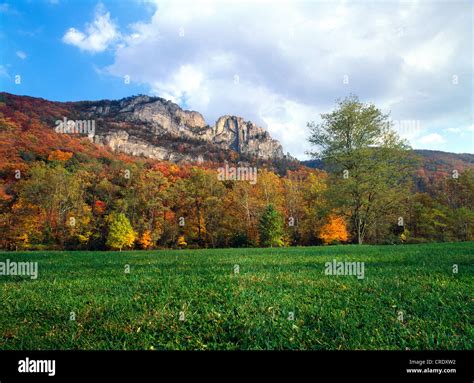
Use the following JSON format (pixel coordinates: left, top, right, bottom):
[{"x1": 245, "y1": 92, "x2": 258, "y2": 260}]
[{"x1": 0, "y1": 0, "x2": 473, "y2": 159}]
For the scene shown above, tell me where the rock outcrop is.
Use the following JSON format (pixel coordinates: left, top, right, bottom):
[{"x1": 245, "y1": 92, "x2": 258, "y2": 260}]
[{"x1": 75, "y1": 95, "x2": 286, "y2": 162}]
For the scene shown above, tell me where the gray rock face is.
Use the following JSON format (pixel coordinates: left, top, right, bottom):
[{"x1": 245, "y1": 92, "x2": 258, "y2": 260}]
[
  {"x1": 81, "y1": 95, "x2": 285, "y2": 162},
  {"x1": 213, "y1": 116, "x2": 284, "y2": 159}
]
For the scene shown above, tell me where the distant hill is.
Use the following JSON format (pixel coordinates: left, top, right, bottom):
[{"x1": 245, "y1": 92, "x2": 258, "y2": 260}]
[
  {"x1": 302, "y1": 150, "x2": 474, "y2": 193},
  {"x1": 302, "y1": 150, "x2": 474, "y2": 171},
  {"x1": 301, "y1": 149, "x2": 474, "y2": 173},
  {"x1": 412, "y1": 150, "x2": 474, "y2": 172}
]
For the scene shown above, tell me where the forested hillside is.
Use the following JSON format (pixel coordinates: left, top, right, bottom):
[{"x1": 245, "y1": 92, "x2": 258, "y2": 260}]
[
  {"x1": 1, "y1": 93, "x2": 473, "y2": 250},
  {"x1": 303, "y1": 150, "x2": 474, "y2": 195}
]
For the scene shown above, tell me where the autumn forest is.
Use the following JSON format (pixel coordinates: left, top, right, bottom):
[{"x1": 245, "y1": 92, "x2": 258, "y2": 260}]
[{"x1": 0, "y1": 93, "x2": 473, "y2": 251}]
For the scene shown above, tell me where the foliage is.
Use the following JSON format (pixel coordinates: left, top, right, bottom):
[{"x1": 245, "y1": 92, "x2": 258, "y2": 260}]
[
  {"x1": 0, "y1": 93, "x2": 473, "y2": 249},
  {"x1": 308, "y1": 95, "x2": 417, "y2": 244},
  {"x1": 48, "y1": 150, "x2": 73, "y2": 162},
  {"x1": 177, "y1": 235, "x2": 187, "y2": 248},
  {"x1": 259, "y1": 204, "x2": 284, "y2": 247},
  {"x1": 138, "y1": 230, "x2": 153, "y2": 249},
  {"x1": 106, "y1": 213, "x2": 136, "y2": 251},
  {"x1": 318, "y1": 215, "x2": 349, "y2": 244}
]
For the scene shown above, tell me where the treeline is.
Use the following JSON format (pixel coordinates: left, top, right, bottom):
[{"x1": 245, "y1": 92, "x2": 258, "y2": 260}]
[
  {"x1": 1, "y1": 95, "x2": 473, "y2": 250},
  {"x1": 0, "y1": 148, "x2": 473, "y2": 251}
]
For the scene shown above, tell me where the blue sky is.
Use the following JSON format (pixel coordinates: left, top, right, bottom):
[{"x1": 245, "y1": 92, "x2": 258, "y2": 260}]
[
  {"x1": 0, "y1": 0, "x2": 151, "y2": 101},
  {"x1": 0, "y1": 0, "x2": 473, "y2": 158}
]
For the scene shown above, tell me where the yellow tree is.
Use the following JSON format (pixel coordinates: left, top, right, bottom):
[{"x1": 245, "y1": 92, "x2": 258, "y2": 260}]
[
  {"x1": 106, "y1": 213, "x2": 136, "y2": 251},
  {"x1": 319, "y1": 215, "x2": 349, "y2": 244}
]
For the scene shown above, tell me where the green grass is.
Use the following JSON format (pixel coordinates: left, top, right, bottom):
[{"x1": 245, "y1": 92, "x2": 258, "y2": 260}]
[{"x1": 0, "y1": 243, "x2": 473, "y2": 350}]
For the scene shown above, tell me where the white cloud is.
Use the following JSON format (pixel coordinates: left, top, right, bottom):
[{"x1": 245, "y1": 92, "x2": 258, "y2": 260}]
[
  {"x1": 16, "y1": 51, "x2": 27, "y2": 59},
  {"x1": 403, "y1": 30, "x2": 457, "y2": 73},
  {"x1": 64, "y1": 0, "x2": 471, "y2": 157},
  {"x1": 151, "y1": 64, "x2": 204, "y2": 104},
  {"x1": 62, "y1": 4, "x2": 119, "y2": 53},
  {"x1": 417, "y1": 133, "x2": 446, "y2": 146}
]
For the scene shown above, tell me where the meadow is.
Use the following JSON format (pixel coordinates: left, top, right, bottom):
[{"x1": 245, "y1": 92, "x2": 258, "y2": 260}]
[{"x1": 0, "y1": 243, "x2": 472, "y2": 350}]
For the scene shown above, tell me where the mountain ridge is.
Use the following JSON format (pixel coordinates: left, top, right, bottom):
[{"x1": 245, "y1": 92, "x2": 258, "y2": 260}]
[
  {"x1": 1, "y1": 92, "x2": 473, "y2": 178},
  {"x1": 21, "y1": 92, "x2": 287, "y2": 163}
]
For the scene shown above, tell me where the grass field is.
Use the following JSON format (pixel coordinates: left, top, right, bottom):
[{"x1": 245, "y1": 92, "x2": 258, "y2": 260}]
[{"x1": 0, "y1": 243, "x2": 472, "y2": 350}]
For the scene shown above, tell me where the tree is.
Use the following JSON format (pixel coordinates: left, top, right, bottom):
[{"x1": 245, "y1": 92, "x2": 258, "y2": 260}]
[
  {"x1": 1, "y1": 199, "x2": 43, "y2": 250},
  {"x1": 173, "y1": 168, "x2": 225, "y2": 247},
  {"x1": 106, "y1": 213, "x2": 136, "y2": 251},
  {"x1": 18, "y1": 162, "x2": 90, "y2": 246},
  {"x1": 224, "y1": 180, "x2": 258, "y2": 246},
  {"x1": 138, "y1": 230, "x2": 152, "y2": 249},
  {"x1": 48, "y1": 150, "x2": 73, "y2": 162},
  {"x1": 177, "y1": 235, "x2": 187, "y2": 248},
  {"x1": 318, "y1": 215, "x2": 349, "y2": 244},
  {"x1": 408, "y1": 193, "x2": 449, "y2": 242},
  {"x1": 284, "y1": 169, "x2": 327, "y2": 245},
  {"x1": 259, "y1": 204, "x2": 284, "y2": 247},
  {"x1": 125, "y1": 169, "x2": 170, "y2": 247},
  {"x1": 308, "y1": 95, "x2": 416, "y2": 244}
]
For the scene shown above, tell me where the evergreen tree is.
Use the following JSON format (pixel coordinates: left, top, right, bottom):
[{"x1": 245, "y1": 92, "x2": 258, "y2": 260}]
[{"x1": 259, "y1": 204, "x2": 284, "y2": 247}]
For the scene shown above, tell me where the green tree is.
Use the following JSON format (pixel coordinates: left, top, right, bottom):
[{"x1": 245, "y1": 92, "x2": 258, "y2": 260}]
[
  {"x1": 408, "y1": 193, "x2": 449, "y2": 242},
  {"x1": 259, "y1": 204, "x2": 284, "y2": 247},
  {"x1": 308, "y1": 95, "x2": 417, "y2": 244},
  {"x1": 106, "y1": 213, "x2": 136, "y2": 251}
]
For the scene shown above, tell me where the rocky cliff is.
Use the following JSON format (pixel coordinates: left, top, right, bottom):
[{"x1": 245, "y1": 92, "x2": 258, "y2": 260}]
[{"x1": 72, "y1": 95, "x2": 286, "y2": 162}]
